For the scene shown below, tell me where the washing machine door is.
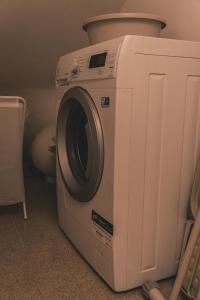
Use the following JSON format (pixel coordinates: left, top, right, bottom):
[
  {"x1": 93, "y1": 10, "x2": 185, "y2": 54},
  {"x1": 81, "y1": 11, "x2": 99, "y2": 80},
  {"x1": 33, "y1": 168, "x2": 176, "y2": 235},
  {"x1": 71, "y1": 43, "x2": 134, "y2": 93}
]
[{"x1": 57, "y1": 87, "x2": 104, "y2": 202}]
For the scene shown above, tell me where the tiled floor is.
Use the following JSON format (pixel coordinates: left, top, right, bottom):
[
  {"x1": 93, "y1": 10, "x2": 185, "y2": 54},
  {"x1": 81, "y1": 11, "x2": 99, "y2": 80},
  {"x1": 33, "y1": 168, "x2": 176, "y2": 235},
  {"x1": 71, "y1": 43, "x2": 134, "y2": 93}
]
[{"x1": 0, "y1": 177, "x2": 181, "y2": 299}]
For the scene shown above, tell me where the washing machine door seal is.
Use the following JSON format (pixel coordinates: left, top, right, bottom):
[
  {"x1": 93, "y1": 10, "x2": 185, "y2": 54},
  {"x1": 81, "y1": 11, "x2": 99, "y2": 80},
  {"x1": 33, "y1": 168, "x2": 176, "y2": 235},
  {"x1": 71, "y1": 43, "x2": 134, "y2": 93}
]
[{"x1": 57, "y1": 87, "x2": 104, "y2": 202}]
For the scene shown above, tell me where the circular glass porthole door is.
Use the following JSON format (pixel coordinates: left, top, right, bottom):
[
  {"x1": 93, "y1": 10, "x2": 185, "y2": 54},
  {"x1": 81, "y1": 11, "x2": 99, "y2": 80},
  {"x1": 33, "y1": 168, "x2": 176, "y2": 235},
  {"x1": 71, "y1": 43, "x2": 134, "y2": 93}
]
[{"x1": 57, "y1": 87, "x2": 104, "y2": 202}]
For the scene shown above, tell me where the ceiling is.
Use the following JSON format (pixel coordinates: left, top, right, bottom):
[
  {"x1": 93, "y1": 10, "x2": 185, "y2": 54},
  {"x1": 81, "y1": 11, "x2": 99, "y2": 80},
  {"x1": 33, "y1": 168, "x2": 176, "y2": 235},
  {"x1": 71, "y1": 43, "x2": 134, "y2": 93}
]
[{"x1": 0, "y1": 0, "x2": 125, "y2": 88}]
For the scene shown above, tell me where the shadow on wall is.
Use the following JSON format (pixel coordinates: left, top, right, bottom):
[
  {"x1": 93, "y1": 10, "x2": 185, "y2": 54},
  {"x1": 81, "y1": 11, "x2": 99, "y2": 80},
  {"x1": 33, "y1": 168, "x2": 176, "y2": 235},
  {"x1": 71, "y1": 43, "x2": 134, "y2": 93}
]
[{"x1": 121, "y1": 0, "x2": 200, "y2": 42}]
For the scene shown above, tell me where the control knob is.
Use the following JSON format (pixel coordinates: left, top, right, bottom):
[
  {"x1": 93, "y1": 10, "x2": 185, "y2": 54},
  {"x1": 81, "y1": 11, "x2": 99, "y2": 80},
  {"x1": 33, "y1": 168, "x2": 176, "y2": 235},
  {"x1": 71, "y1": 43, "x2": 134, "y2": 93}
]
[{"x1": 71, "y1": 62, "x2": 79, "y2": 75}]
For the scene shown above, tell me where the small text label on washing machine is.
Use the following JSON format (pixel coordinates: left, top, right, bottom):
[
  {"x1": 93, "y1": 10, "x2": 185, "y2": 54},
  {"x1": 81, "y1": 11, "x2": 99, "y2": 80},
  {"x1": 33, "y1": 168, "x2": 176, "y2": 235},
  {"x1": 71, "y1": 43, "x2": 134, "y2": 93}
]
[
  {"x1": 56, "y1": 78, "x2": 69, "y2": 86},
  {"x1": 101, "y1": 97, "x2": 110, "y2": 108},
  {"x1": 91, "y1": 210, "x2": 113, "y2": 249}
]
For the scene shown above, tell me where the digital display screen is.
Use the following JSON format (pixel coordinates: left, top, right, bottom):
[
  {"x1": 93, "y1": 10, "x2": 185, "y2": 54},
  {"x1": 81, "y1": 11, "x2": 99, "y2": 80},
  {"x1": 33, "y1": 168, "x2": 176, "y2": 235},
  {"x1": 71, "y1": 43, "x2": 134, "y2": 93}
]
[{"x1": 89, "y1": 52, "x2": 107, "y2": 68}]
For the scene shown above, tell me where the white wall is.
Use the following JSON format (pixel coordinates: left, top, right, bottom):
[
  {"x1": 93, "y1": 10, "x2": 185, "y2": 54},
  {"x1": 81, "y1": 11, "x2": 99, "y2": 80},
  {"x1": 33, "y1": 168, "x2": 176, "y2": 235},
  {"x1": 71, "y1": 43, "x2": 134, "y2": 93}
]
[{"x1": 121, "y1": 0, "x2": 200, "y2": 41}]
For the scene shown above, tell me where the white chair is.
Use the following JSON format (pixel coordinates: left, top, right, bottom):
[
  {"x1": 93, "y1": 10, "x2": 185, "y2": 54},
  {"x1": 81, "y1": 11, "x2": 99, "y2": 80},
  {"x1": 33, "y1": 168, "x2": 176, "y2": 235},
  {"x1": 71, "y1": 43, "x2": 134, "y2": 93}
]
[{"x1": 0, "y1": 96, "x2": 27, "y2": 219}]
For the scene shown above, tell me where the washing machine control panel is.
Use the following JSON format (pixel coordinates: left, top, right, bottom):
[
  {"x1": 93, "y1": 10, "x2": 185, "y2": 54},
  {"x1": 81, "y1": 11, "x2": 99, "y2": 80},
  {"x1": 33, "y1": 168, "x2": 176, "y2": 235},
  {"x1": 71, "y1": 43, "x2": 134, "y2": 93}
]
[{"x1": 56, "y1": 45, "x2": 120, "y2": 86}]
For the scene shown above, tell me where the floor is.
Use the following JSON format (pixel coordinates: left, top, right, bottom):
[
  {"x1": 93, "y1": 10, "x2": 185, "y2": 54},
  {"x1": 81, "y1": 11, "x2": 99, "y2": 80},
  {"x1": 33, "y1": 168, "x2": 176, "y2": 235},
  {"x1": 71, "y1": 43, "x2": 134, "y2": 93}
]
[{"x1": 0, "y1": 177, "x2": 182, "y2": 300}]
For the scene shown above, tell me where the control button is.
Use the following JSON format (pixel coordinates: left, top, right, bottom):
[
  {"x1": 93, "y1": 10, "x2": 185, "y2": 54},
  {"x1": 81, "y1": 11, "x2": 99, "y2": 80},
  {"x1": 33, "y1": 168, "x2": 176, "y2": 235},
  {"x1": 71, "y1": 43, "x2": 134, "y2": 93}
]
[
  {"x1": 71, "y1": 61, "x2": 79, "y2": 75},
  {"x1": 71, "y1": 64, "x2": 79, "y2": 75}
]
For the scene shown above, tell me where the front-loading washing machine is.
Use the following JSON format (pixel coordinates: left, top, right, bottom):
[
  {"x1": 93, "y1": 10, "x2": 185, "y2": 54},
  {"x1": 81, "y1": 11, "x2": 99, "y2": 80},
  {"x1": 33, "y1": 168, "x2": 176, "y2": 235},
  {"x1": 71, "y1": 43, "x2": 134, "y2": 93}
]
[{"x1": 56, "y1": 35, "x2": 200, "y2": 291}]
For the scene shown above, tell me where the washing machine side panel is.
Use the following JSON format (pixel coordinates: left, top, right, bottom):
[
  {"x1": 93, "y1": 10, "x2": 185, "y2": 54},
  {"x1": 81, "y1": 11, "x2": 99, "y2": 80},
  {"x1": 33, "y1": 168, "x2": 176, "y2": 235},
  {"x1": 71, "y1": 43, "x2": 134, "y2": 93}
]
[
  {"x1": 126, "y1": 54, "x2": 200, "y2": 289},
  {"x1": 124, "y1": 54, "x2": 169, "y2": 289},
  {"x1": 112, "y1": 89, "x2": 133, "y2": 291}
]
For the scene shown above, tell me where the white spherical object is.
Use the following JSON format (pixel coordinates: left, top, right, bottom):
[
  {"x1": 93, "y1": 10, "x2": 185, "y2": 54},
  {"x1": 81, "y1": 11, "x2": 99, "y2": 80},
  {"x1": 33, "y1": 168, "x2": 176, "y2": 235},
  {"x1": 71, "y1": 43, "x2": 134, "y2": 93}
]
[{"x1": 31, "y1": 125, "x2": 56, "y2": 176}]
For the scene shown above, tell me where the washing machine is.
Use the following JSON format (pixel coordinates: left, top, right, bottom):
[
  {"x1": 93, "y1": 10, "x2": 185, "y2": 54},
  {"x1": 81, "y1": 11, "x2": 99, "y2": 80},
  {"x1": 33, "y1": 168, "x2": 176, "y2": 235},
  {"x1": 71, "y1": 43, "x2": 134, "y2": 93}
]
[{"x1": 56, "y1": 35, "x2": 200, "y2": 291}]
